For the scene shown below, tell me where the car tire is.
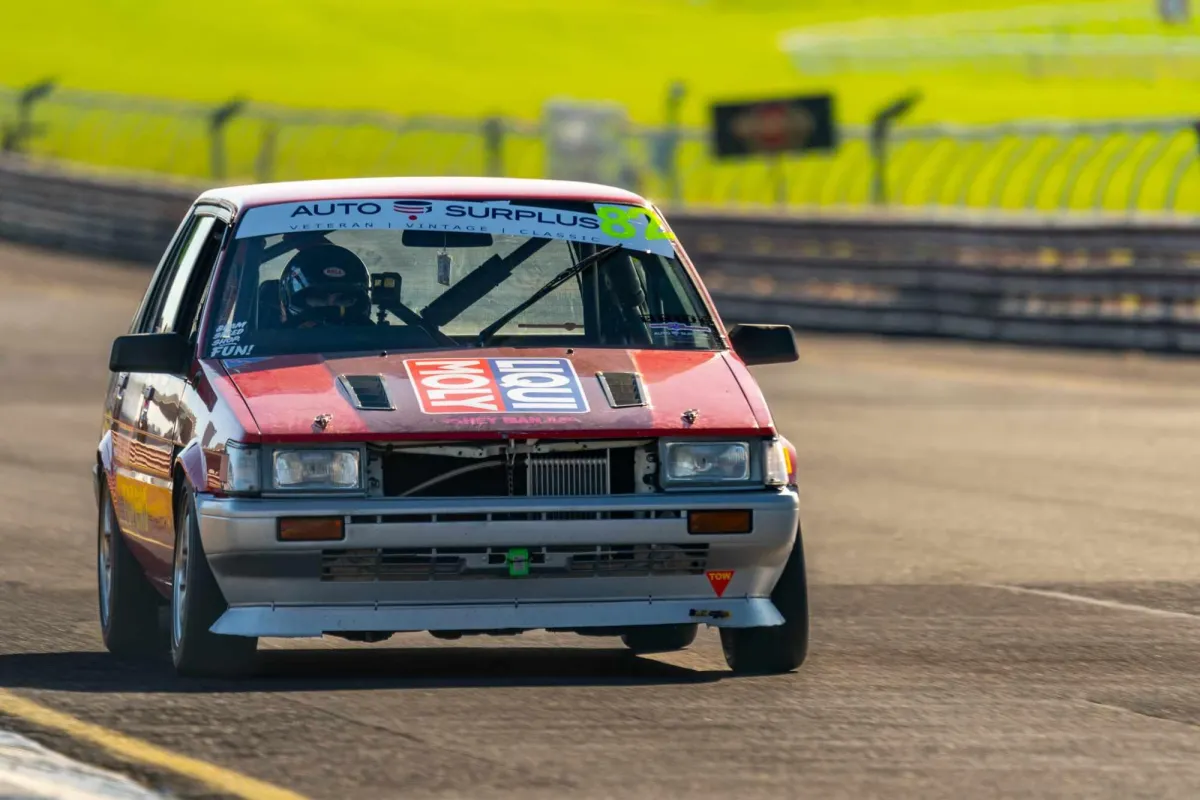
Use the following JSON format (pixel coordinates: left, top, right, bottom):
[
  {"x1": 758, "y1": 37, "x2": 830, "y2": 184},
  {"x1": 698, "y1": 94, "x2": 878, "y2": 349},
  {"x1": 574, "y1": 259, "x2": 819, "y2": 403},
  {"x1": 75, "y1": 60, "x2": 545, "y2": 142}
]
[
  {"x1": 719, "y1": 525, "x2": 809, "y2": 675},
  {"x1": 98, "y1": 481, "x2": 165, "y2": 658},
  {"x1": 621, "y1": 624, "x2": 699, "y2": 654},
  {"x1": 171, "y1": 487, "x2": 258, "y2": 678}
]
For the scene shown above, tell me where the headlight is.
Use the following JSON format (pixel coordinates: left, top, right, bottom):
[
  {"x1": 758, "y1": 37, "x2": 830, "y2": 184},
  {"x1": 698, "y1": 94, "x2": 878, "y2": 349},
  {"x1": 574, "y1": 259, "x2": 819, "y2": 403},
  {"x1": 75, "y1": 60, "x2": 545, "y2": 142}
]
[
  {"x1": 272, "y1": 449, "x2": 361, "y2": 491},
  {"x1": 765, "y1": 439, "x2": 790, "y2": 486},
  {"x1": 222, "y1": 442, "x2": 261, "y2": 495},
  {"x1": 663, "y1": 441, "x2": 750, "y2": 484}
]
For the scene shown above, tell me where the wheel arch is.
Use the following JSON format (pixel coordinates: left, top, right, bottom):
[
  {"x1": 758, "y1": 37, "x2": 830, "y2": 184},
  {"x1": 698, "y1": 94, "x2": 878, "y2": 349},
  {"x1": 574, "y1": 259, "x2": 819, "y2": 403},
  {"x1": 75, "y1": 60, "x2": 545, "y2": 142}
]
[
  {"x1": 95, "y1": 429, "x2": 115, "y2": 506},
  {"x1": 173, "y1": 440, "x2": 207, "y2": 522}
]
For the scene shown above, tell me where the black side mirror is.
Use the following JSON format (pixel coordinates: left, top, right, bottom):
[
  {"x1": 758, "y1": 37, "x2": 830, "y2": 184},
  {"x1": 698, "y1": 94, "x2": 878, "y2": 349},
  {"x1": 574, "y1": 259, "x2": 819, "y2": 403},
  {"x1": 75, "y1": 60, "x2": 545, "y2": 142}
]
[
  {"x1": 109, "y1": 333, "x2": 193, "y2": 374},
  {"x1": 728, "y1": 324, "x2": 798, "y2": 366}
]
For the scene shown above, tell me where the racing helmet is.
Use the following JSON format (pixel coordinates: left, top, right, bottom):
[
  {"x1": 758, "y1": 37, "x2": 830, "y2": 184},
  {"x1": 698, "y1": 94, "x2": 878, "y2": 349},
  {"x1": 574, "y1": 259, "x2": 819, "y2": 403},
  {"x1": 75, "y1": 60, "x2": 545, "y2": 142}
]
[{"x1": 279, "y1": 244, "x2": 372, "y2": 327}]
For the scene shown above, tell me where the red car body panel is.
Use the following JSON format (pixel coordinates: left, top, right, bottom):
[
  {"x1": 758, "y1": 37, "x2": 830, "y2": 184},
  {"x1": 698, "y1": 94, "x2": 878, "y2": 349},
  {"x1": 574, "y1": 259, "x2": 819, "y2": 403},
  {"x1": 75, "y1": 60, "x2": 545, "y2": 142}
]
[{"x1": 218, "y1": 347, "x2": 773, "y2": 443}]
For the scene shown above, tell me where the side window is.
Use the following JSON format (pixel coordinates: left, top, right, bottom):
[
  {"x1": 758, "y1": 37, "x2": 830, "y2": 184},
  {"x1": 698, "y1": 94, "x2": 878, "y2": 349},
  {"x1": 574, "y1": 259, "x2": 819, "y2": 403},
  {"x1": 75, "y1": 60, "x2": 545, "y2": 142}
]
[
  {"x1": 150, "y1": 217, "x2": 217, "y2": 334},
  {"x1": 181, "y1": 220, "x2": 228, "y2": 342},
  {"x1": 131, "y1": 214, "x2": 198, "y2": 334}
]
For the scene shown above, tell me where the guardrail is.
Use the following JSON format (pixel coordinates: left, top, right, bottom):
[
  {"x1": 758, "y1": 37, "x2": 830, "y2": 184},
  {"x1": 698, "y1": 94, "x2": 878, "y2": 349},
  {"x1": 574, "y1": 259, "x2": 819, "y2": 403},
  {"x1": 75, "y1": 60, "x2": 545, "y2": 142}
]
[
  {"x1": 0, "y1": 159, "x2": 193, "y2": 262},
  {"x1": 674, "y1": 210, "x2": 1200, "y2": 352},
  {"x1": 4, "y1": 157, "x2": 1200, "y2": 353}
]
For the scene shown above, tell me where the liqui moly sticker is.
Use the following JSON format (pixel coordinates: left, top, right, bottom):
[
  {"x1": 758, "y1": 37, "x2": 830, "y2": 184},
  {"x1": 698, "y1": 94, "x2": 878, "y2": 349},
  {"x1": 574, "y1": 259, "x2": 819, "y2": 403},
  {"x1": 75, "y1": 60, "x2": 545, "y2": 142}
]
[{"x1": 404, "y1": 358, "x2": 589, "y2": 414}]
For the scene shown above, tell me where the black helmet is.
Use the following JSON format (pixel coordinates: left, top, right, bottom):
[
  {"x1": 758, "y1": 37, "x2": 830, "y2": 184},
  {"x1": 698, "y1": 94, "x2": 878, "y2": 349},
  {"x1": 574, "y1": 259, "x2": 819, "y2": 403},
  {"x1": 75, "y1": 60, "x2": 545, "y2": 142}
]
[{"x1": 279, "y1": 244, "x2": 371, "y2": 327}]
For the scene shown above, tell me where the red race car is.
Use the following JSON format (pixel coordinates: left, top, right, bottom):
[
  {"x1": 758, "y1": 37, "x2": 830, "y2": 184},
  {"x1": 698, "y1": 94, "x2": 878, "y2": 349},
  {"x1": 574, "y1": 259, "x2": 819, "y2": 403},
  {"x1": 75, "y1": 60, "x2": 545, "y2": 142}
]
[{"x1": 96, "y1": 177, "x2": 806, "y2": 677}]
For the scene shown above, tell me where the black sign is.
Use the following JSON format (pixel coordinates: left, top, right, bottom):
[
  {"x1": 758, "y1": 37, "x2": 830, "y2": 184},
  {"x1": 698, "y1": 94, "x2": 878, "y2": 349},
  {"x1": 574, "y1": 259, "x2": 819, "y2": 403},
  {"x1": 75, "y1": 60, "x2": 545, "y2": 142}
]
[{"x1": 711, "y1": 95, "x2": 836, "y2": 159}]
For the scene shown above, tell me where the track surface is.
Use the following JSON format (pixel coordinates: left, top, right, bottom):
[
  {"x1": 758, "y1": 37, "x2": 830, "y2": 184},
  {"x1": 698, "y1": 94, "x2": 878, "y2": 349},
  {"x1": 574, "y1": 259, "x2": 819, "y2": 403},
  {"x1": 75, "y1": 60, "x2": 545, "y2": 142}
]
[{"x1": 2, "y1": 242, "x2": 1200, "y2": 798}]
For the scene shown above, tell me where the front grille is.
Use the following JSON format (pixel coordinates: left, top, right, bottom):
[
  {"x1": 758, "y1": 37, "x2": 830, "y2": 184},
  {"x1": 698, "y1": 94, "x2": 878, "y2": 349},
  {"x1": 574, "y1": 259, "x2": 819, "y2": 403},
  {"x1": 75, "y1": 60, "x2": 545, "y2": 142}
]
[
  {"x1": 382, "y1": 446, "x2": 639, "y2": 498},
  {"x1": 566, "y1": 544, "x2": 708, "y2": 576},
  {"x1": 348, "y1": 509, "x2": 683, "y2": 524},
  {"x1": 320, "y1": 543, "x2": 709, "y2": 582}
]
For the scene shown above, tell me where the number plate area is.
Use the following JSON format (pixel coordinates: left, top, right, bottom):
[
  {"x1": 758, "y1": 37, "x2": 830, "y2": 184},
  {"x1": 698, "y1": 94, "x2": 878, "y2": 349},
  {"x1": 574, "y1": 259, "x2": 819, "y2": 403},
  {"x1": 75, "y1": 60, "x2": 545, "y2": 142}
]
[{"x1": 320, "y1": 543, "x2": 711, "y2": 582}]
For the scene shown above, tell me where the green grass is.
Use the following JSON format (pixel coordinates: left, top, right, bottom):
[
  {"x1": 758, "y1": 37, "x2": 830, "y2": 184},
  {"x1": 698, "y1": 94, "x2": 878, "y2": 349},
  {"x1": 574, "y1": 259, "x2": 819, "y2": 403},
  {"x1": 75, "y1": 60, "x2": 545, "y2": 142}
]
[
  {"x1": 4, "y1": 0, "x2": 1200, "y2": 211},
  {"x1": 7, "y1": 0, "x2": 1200, "y2": 125}
]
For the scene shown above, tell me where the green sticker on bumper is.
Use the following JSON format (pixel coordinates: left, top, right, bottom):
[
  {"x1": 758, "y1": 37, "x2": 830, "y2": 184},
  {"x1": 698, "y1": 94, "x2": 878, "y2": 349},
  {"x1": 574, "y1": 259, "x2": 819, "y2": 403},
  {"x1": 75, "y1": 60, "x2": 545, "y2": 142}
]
[{"x1": 507, "y1": 548, "x2": 530, "y2": 577}]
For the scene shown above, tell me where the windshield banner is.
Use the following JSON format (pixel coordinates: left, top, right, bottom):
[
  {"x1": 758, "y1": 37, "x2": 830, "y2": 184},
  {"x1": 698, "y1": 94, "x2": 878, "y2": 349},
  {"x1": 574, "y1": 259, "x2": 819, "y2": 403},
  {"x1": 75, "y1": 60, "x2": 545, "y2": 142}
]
[{"x1": 234, "y1": 198, "x2": 677, "y2": 257}]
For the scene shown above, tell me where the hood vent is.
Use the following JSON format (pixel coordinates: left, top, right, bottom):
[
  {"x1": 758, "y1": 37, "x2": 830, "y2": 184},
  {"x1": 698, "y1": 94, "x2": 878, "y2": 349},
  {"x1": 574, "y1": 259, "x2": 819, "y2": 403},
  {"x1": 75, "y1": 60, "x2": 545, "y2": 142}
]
[
  {"x1": 596, "y1": 372, "x2": 646, "y2": 408},
  {"x1": 339, "y1": 374, "x2": 394, "y2": 410}
]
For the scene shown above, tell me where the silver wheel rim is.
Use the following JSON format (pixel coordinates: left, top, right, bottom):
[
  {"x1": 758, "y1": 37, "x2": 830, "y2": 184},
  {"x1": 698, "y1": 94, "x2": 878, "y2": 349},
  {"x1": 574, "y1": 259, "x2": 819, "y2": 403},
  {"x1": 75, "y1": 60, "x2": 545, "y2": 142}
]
[
  {"x1": 98, "y1": 496, "x2": 114, "y2": 627},
  {"x1": 172, "y1": 508, "x2": 190, "y2": 647}
]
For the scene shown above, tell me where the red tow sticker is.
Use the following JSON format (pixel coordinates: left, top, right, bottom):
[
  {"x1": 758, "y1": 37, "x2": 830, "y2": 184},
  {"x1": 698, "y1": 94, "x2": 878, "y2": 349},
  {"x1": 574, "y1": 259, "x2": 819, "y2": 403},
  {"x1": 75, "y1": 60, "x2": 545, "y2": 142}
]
[{"x1": 706, "y1": 570, "x2": 734, "y2": 597}]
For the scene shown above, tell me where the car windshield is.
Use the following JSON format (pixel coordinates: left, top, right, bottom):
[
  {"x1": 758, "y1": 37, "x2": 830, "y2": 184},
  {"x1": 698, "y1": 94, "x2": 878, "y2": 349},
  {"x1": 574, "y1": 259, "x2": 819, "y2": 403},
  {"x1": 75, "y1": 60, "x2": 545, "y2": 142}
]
[{"x1": 204, "y1": 198, "x2": 720, "y2": 359}]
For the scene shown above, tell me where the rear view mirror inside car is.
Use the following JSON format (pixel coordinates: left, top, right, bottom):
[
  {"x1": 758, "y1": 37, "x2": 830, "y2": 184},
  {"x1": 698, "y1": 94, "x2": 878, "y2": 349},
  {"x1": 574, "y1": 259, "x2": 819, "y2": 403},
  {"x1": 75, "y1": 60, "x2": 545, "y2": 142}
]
[{"x1": 401, "y1": 230, "x2": 494, "y2": 248}]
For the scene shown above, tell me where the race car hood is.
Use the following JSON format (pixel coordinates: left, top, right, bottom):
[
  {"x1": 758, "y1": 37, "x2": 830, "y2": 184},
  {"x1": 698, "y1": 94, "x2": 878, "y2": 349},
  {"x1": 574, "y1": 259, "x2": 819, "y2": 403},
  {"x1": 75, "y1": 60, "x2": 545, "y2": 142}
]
[{"x1": 217, "y1": 347, "x2": 774, "y2": 443}]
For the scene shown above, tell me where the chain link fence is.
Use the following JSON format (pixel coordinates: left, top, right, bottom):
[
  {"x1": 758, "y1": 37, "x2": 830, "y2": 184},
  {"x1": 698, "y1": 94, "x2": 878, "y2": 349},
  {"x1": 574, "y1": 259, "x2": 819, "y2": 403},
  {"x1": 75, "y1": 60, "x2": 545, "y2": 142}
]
[{"x1": 4, "y1": 83, "x2": 1200, "y2": 215}]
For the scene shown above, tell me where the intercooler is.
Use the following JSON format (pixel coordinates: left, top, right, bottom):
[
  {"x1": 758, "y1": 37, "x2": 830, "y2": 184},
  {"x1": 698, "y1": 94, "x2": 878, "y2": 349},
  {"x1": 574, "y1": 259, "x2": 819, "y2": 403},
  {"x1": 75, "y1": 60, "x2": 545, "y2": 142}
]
[{"x1": 526, "y1": 453, "x2": 610, "y2": 497}]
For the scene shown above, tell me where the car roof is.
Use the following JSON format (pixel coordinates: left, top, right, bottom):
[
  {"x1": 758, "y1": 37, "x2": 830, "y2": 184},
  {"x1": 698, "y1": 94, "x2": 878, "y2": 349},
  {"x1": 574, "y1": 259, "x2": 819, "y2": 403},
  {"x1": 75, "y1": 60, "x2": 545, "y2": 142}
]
[{"x1": 198, "y1": 177, "x2": 651, "y2": 210}]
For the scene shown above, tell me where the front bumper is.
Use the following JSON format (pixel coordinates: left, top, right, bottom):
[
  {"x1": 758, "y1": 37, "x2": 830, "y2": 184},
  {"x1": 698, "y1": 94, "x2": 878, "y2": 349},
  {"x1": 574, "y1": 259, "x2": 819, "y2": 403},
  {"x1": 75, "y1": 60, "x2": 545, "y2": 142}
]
[{"x1": 196, "y1": 489, "x2": 800, "y2": 637}]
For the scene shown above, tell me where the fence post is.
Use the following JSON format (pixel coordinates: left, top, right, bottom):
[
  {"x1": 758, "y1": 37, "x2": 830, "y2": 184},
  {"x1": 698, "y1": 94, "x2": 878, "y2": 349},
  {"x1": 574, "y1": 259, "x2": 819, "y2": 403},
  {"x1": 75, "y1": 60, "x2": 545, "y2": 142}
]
[
  {"x1": 772, "y1": 154, "x2": 788, "y2": 207},
  {"x1": 869, "y1": 92, "x2": 921, "y2": 205},
  {"x1": 660, "y1": 81, "x2": 687, "y2": 203},
  {"x1": 1, "y1": 78, "x2": 56, "y2": 153},
  {"x1": 255, "y1": 122, "x2": 278, "y2": 183},
  {"x1": 483, "y1": 117, "x2": 505, "y2": 177},
  {"x1": 209, "y1": 99, "x2": 245, "y2": 180}
]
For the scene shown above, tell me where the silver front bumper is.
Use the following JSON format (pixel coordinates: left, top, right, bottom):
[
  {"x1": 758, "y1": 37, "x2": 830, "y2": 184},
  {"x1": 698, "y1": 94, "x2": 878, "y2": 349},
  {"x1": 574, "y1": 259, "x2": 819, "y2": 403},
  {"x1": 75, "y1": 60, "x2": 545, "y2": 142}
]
[{"x1": 196, "y1": 489, "x2": 800, "y2": 637}]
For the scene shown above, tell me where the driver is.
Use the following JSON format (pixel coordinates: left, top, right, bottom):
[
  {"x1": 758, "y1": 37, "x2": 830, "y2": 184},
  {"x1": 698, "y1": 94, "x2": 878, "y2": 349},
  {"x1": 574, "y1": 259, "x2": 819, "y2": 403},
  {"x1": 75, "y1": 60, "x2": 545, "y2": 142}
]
[{"x1": 278, "y1": 244, "x2": 373, "y2": 328}]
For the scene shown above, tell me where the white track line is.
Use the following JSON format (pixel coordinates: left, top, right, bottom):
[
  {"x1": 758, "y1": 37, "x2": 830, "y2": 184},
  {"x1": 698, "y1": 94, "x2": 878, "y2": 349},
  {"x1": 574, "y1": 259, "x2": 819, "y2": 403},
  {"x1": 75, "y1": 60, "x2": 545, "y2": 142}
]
[
  {"x1": 980, "y1": 584, "x2": 1200, "y2": 621},
  {"x1": 0, "y1": 768, "x2": 113, "y2": 800},
  {"x1": 0, "y1": 731, "x2": 163, "y2": 799}
]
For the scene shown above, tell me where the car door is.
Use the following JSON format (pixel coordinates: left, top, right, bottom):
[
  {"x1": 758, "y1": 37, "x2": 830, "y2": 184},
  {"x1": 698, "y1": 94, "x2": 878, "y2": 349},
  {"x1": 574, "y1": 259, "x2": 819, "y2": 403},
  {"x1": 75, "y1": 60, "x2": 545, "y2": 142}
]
[
  {"x1": 135, "y1": 210, "x2": 228, "y2": 583},
  {"x1": 111, "y1": 212, "x2": 220, "y2": 585},
  {"x1": 108, "y1": 212, "x2": 203, "y2": 572}
]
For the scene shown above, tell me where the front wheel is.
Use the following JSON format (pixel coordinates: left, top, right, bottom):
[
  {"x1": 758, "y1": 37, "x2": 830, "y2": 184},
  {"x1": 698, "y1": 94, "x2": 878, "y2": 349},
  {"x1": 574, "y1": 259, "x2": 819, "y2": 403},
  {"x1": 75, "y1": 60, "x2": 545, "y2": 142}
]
[
  {"x1": 171, "y1": 487, "x2": 258, "y2": 678},
  {"x1": 719, "y1": 525, "x2": 809, "y2": 675}
]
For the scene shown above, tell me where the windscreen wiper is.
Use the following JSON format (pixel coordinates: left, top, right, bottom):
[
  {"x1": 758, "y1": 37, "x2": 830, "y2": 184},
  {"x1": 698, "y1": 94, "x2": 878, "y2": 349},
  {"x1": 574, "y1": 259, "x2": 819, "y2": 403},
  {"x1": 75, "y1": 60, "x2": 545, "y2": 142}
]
[{"x1": 476, "y1": 243, "x2": 624, "y2": 347}]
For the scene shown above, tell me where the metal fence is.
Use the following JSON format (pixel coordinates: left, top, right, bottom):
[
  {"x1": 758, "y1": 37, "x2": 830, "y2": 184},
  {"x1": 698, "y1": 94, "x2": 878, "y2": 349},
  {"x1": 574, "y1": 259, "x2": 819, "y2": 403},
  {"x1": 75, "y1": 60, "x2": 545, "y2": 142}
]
[{"x1": 5, "y1": 82, "x2": 1200, "y2": 215}]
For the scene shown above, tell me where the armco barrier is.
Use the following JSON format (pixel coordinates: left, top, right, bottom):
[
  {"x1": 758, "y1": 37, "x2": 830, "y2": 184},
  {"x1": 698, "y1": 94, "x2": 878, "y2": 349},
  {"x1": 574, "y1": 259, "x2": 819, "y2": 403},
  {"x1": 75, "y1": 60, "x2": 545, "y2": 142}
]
[
  {"x1": 0, "y1": 159, "x2": 192, "y2": 263},
  {"x1": 669, "y1": 211, "x2": 1200, "y2": 352},
  {"x1": 4, "y1": 157, "x2": 1200, "y2": 353}
]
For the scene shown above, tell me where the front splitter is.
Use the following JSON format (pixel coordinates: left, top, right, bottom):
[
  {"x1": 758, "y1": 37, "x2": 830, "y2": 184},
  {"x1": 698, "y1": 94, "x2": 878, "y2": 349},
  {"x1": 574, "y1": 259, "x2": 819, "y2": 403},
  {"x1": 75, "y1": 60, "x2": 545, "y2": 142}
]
[{"x1": 211, "y1": 597, "x2": 784, "y2": 637}]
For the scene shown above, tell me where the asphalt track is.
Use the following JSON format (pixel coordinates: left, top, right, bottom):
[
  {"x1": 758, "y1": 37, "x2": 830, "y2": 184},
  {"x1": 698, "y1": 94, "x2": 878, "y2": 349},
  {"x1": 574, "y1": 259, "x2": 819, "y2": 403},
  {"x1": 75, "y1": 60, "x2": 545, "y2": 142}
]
[{"x1": 2, "y1": 241, "x2": 1200, "y2": 799}]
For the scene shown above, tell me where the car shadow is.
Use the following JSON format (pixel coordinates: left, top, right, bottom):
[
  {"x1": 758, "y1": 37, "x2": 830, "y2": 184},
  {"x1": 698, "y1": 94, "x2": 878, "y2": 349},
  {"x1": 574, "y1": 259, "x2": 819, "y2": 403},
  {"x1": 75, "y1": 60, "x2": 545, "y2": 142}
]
[{"x1": 0, "y1": 646, "x2": 727, "y2": 694}]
